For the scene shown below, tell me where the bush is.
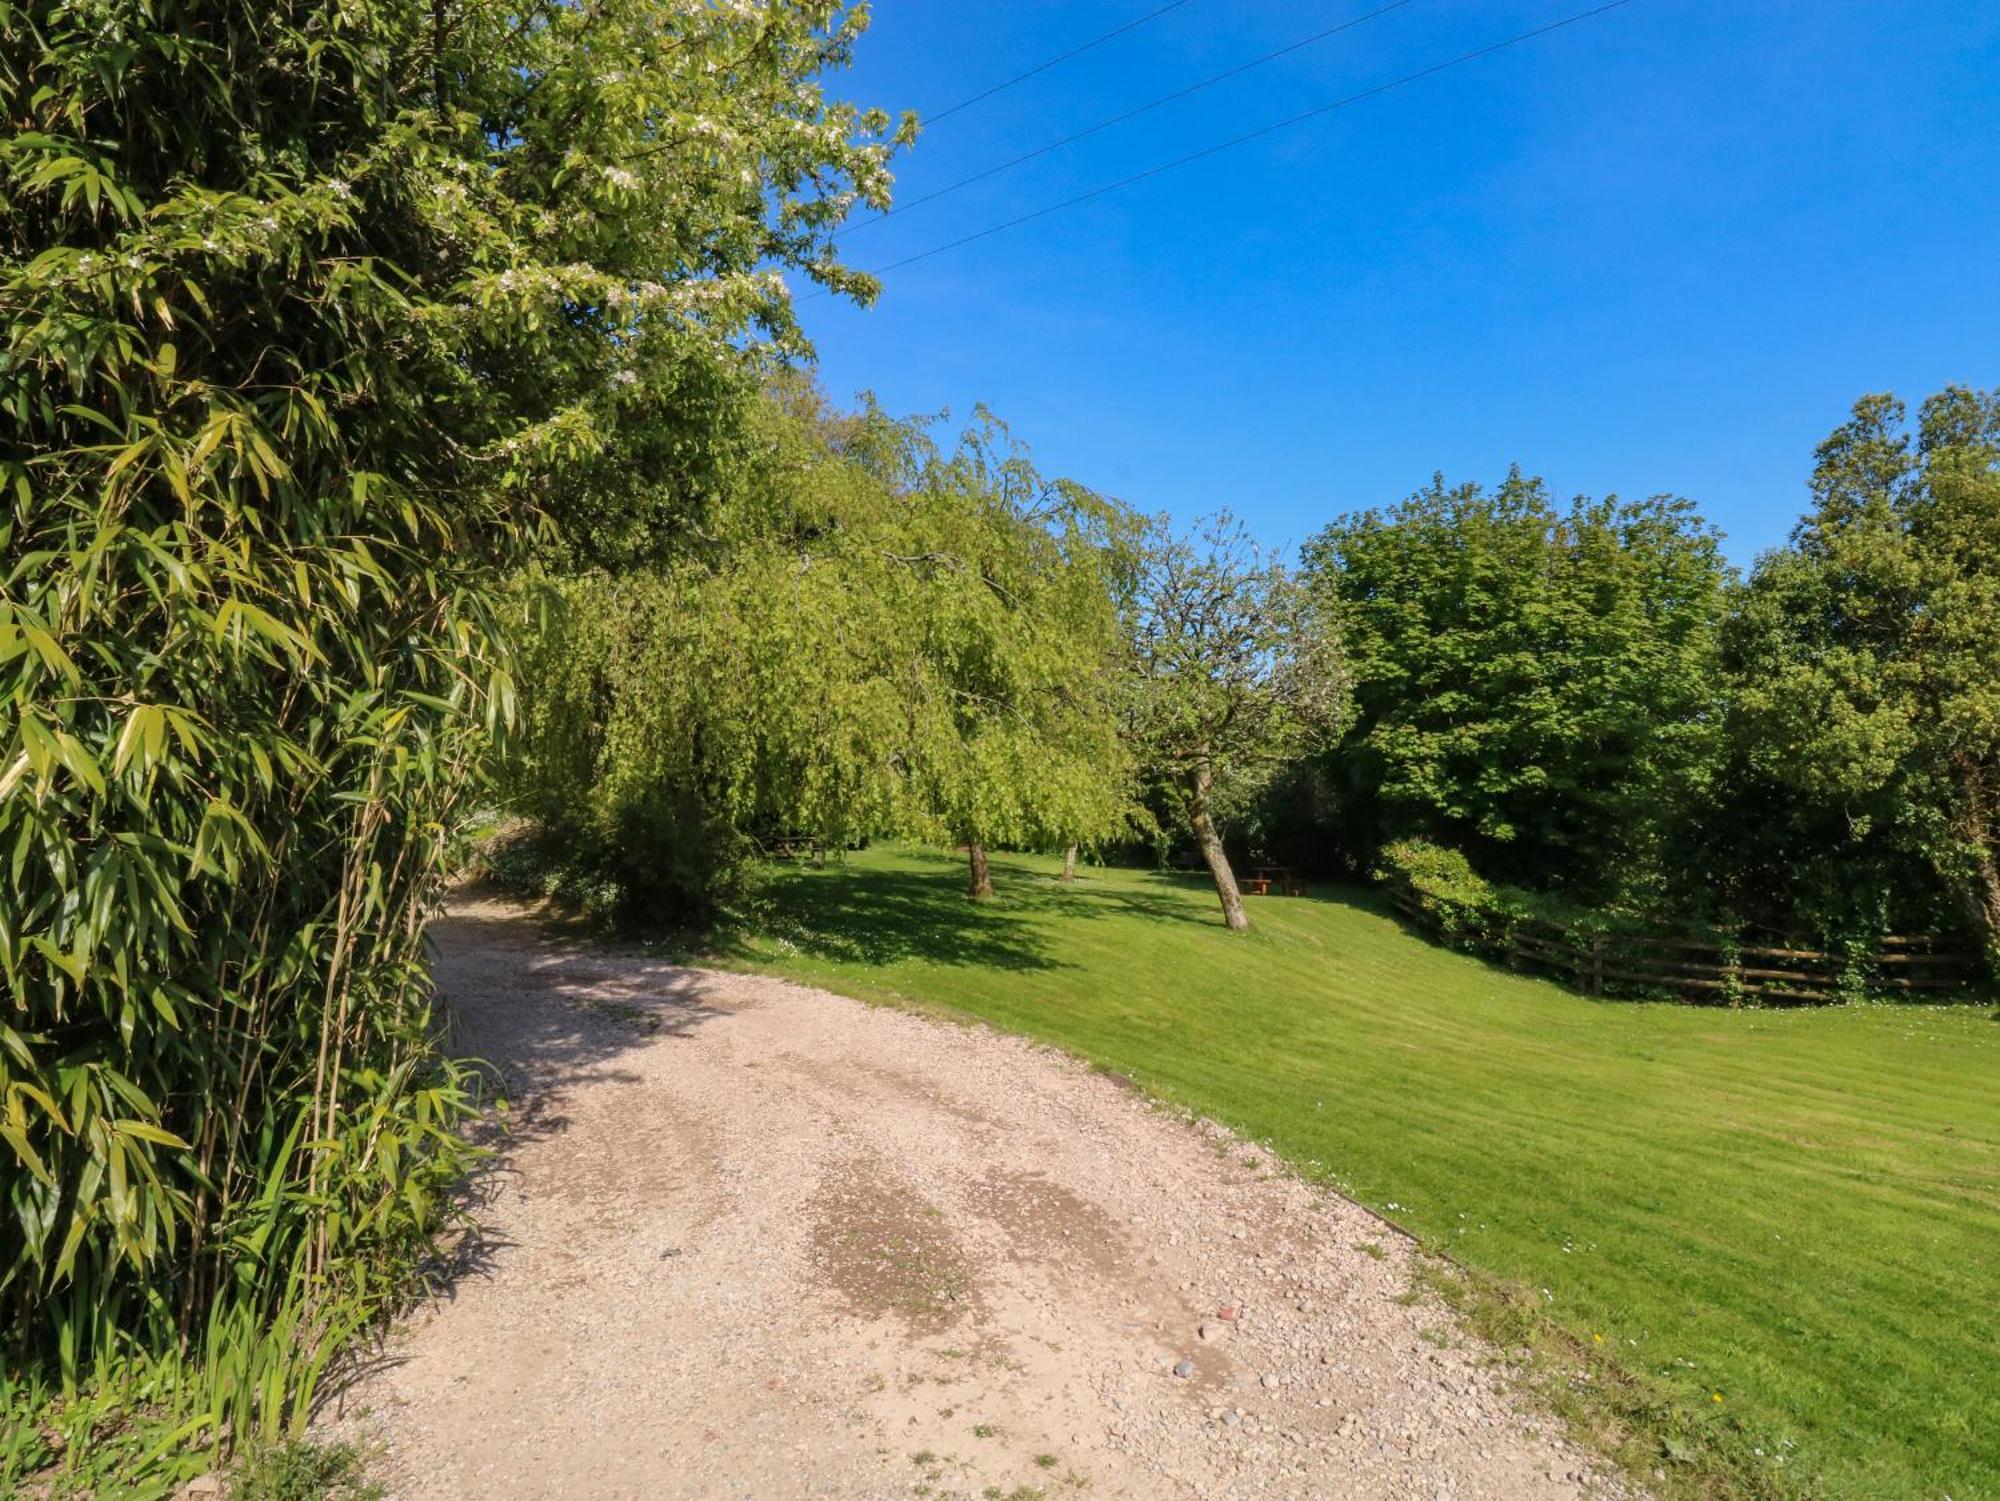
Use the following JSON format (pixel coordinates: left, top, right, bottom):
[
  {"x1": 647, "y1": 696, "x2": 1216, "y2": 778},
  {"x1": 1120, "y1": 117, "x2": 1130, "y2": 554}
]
[
  {"x1": 1378, "y1": 838, "x2": 1508, "y2": 943},
  {"x1": 1379, "y1": 839, "x2": 1639, "y2": 981},
  {"x1": 2, "y1": 1, "x2": 902, "y2": 1484},
  {"x1": 3, "y1": 0, "x2": 502, "y2": 1399}
]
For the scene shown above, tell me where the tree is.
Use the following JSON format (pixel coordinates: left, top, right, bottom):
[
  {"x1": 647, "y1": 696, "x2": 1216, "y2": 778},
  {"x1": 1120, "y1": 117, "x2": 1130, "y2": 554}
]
[
  {"x1": 895, "y1": 407, "x2": 1139, "y2": 901},
  {"x1": 1127, "y1": 515, "x2": 1347, "y2": 930},
  {"x1": 1724, "y1": 387, "x2": 2000, "y2": 958},
  {"x1": 1302, "y1": 473, "x2": 1729, "y2": 903},
  {"x1": 1, "y1": 0, "x2": 901, "y2": 1387},
  {"x1": 507, "y1": 389, "x2": 1136, "y2": 917}
]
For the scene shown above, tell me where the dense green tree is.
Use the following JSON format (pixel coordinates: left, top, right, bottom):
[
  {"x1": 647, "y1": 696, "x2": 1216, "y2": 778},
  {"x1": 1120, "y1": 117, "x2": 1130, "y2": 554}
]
[
  {"x1": 1724, "y1": 387, "x2": 2000, "y2": 958},
  {"x1": 902, "y1": 408, "x2": 1140, "y2": 900},
  {"x1": 508, "y1": 388, "x2": 1136, "y2": 917},
  {"x1": 1303, "y1": 473, "x2": 1729, "y2": 902},
  {"x1": 1, "y1": 0, "x2": 900, "y2": 1403},
  {"x1": 1127, "y1": 515, "x2": 1346, "y2": 930}
]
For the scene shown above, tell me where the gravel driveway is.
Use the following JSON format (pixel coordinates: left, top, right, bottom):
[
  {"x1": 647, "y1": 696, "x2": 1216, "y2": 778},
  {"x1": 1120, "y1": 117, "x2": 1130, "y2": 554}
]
[{"x1": 325, "y1": 892, "x2": 1626, "y2": 1500}]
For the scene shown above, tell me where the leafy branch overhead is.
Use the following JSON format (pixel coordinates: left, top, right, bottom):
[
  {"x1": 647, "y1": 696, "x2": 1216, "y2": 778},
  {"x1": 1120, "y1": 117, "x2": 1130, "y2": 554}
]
[{"x1": 0, "y1": 0, "x2": 907, "y2": 1411}]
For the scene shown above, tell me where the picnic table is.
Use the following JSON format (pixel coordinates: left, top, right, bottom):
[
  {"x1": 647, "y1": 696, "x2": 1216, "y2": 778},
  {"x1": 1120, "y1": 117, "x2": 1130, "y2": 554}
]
[
  {"x1": 766, "y1": 834, "x2": 827, "y2": 865},
  {"x1": 1246, "y1": 865, "x2": 1304, "y2": 897}
]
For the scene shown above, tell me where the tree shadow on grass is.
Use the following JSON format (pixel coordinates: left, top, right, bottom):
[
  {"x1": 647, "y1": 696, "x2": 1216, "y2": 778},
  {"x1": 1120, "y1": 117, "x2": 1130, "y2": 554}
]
[
  {"x1": 717, "y1": 860, "x2": 1064, "y2": 971},
  {"x1": 709, "y1": 848, "x2": 1241, "y2": 971}
]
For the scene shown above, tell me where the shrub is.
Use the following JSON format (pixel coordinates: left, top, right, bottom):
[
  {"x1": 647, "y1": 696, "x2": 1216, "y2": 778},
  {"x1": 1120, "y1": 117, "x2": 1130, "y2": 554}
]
[
  {"x1": 2, "y1": 0, "x2": 902, "y2": 1477},
  {"x1": 1378, "y1": 838, "x2": 1507, "y2": 944},
  {"x1": 1380, "y1": 839, "x2": 1643, "y2": 984}
]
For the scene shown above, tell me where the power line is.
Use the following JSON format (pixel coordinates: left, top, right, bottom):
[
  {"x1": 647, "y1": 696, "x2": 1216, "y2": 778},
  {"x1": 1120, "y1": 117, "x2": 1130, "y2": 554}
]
[
  {"x1": 837, "y1": 0, "x2": 1642, "y2": 290},
  {"x1": 923, "y1": 1, "x2": 1199, "y2": 127},
  {"x1": 844, "y1": 0, "x2": 1420, "y2": 239}
]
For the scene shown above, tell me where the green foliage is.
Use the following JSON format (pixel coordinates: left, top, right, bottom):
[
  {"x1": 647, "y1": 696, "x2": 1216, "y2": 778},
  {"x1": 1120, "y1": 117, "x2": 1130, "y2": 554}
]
[
  {"x1": 506, "y1": 387, "x2": 1137, "y2": 922},
  {"x1": 726, "y1": 845, "x2": 2000, "y2": 1499},
  {"x1": 1304, "y1": 473, "x2": 1729, "y2": 901},
  {"x1": 1377, "y1": 836, "x2": 1493, "y2": 904},
  {"x1": 1, "y1": 0, "x2": 901, "y2": 1480},
  {"x1": 1377, "y1": 837, "x2": 1500, "y2": 941},
  {"x1": 1377, "y1": 836, "x2": 1623, "y2": 959},
  {"x1": 1130, "y1": 514, "x2": 1347, "y2": 817},
  {"x1": 1126, "y1": 513, "x2": 1347, "y2": 925},
  {"x1": 1721, "y1": 387, "x2": 2000, "y2": 959},
  {"x1": 228, "y1": 1440, "x2": 381, "y2": 1501},
  {"x1": 1, "y1": 1291, "x2": 375, "y2": 1498}
]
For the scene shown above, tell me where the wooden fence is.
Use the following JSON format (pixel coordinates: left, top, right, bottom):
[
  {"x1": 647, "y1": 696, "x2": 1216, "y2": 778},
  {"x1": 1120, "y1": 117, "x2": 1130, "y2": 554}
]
[{"x1": 1385, "y1": 885, "x2": 1990, "y2": 1004}]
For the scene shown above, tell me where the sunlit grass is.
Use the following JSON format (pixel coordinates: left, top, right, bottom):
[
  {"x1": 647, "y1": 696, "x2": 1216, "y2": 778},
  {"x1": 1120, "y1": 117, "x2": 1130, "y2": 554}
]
[{"x1": 716, "y1": 845, "x2": 2000, "y2": 1500}]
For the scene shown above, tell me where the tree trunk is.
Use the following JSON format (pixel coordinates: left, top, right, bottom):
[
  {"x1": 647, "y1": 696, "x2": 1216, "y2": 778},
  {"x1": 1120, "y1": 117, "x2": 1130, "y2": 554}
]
[
  {"x1": 1971, "y1": 855, "x2": 2000, "y2": 974},
  {"x1": 1188, "y1": 771, "x2": 1248, "y2": 931},
  {"x1": 966, "y1": 842, "x2": 995, "y2": 901},
  {"x1": 1060, "y1": 844, "x2": 1077, "y2": 883},
  {"x1": 1954, "y1": 756, "x2": 2000, "y2": 974}
]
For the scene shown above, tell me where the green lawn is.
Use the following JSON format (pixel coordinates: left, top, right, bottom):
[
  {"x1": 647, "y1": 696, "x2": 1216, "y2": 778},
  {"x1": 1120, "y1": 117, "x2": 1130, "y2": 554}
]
[{"x1": 712, "y1": 845, "x2": 1999, "y2": 1500}]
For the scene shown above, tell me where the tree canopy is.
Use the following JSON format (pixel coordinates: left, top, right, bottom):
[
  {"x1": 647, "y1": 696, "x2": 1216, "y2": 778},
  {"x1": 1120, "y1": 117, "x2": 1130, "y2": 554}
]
[
  {"x1": 1303, "y1": 473, "x2": 1730, "y2": 903},
  {"x1": 1723, "y1": 387, "x2": 2000, "y2": 955},
  {"x1": 1, "y1": 0, "x2": 901, "y2": 1383},
  {"x1": 507, "y1": 386, "x2": 1138, "y2": 918}
]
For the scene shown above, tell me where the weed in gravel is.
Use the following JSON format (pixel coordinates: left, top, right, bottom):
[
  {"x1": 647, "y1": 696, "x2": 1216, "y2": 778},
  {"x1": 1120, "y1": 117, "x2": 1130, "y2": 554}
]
[{"x1": 229, "y1": 1441, "x2": 382, "y2": 1501}]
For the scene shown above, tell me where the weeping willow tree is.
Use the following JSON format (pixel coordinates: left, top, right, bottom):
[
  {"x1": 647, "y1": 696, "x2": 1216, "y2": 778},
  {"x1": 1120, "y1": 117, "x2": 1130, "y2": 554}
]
[
  {"x1": 0, "y1": 0, "x2": 903, "y2": 1427},
  {"x1": 508, "y1": 385, "x2": 1139, "y2": 919}
]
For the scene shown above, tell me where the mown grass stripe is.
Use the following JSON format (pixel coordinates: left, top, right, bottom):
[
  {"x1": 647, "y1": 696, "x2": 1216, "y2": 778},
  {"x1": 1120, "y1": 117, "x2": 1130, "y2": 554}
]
[{"x1": 717, "y1": 846, "x2": 2000, "y2": 1500}]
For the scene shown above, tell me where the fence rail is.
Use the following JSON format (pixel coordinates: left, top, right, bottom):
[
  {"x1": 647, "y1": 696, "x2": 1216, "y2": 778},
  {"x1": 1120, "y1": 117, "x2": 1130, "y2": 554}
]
[{"x1": 1385, "y1": 885, "x2": 1989, "y2": 1004}]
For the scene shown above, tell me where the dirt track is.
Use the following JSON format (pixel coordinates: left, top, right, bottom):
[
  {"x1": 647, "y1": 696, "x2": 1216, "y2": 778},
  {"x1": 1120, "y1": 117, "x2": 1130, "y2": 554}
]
[{"x1": 326, "y1": 892, "x2": 1626, "y2": 1500}]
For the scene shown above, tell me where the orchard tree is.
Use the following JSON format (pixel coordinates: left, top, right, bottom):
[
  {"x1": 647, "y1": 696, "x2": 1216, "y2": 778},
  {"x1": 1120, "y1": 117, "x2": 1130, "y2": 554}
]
[
  {"x1": 1128, "y1": 515, "x2": 1347, "y2": 930},
  {"x1": 1726, "y1": 387, "x2": 2000, "y2": 959}
]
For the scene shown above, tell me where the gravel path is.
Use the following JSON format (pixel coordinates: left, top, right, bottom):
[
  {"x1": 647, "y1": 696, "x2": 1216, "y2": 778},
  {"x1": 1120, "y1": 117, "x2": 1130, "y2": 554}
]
[{"x1": 326, "y1": 892, "x2": 1628, "y2": 1500}]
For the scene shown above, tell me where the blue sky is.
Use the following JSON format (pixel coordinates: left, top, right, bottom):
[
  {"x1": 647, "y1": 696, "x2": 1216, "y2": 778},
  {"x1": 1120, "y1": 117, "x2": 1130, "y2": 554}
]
[{"x1": 797, "y1": 0, "x2": 2000, "y2": 566}]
